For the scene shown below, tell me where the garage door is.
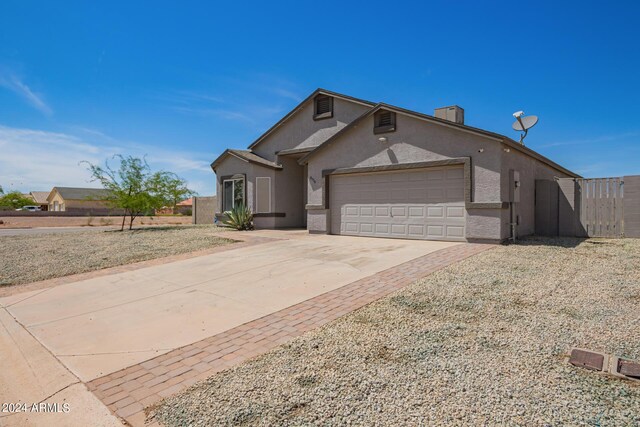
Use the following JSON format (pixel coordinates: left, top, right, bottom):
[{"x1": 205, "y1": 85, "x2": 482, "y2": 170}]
[{"x1": 330, "y1": 166, "x2": 466, "y2": 241}]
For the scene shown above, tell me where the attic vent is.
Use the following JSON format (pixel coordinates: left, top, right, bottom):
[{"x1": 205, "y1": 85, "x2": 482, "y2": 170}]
[
  {"x1": 374, "y1": 110, "x2": 396, "y2": 134},
  {"x1": 314, "y1": 95, "x2": 333, "y2": 120}
]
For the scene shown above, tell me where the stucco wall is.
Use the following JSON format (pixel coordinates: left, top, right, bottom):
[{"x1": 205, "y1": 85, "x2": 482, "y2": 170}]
[
  {"x1": 192, "y1": 196, "x2": 217, "y2": 225},
  {"x1": 252, "y1": 98, "x2": 370, "y2": 161},
  {"x1": 214, "y1": 155, "x2": 304, "y2": 228},
  {"x1": 305, "y1": 113, "x2": 505, "y2": 240},
  {"x1": 500, "y1": 146, "x2": 573, "y2": 238},
  {"x1": 273, "y1": 156, "x2": 305, "y2": 227},
  {"x1": 214, "y1": 155, "x2": 275, "y2": 214}
]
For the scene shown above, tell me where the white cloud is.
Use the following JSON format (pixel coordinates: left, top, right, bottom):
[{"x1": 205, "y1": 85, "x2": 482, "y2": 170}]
[
  {"x1": 0, "y1": 125, "x2": 215, "y2": 195},
  {"x1": 0, "y1": 72, "x2": 52, "y2": 116}
]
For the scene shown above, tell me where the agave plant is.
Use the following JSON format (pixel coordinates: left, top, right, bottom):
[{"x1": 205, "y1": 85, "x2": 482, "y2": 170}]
[{"x1": 222, "y1": 204, "x2": 254, "y2": 230}]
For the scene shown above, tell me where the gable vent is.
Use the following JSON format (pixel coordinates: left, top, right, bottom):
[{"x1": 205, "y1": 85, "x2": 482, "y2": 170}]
[
  {"x1": 378, "y1": 111, "x2": 393, "y2": 126},
  {"x1": 314, "y1": 95, "x2": 333, "y2": 120},
  {"x1": 316, "y1": 97, "x2": 331, "y2": 114},
  {"x1": 374, "y1": 110, "x2": 396, "y2": 134}
]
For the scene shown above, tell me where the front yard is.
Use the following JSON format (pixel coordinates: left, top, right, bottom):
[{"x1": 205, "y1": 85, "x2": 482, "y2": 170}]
[
  {"x1": 153, "y1": 237, "x2": 640, "y2": 426},
  {"x1": 0, "y1": 226, "x2": 235, "y2": 289}
]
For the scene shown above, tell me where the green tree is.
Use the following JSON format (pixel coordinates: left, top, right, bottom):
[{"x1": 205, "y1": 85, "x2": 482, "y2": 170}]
[
  {"x1": 0, "y1": 191, "x2": 35, "y2": 210},
  {"x1": 83, "y1": 155, "x2": 194, "y2": 231},
  {"x1": 155, "y1": 174, "x2": 195, "y2": 211}
]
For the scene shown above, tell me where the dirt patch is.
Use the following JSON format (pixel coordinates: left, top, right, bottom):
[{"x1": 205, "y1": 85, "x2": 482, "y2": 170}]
[{"x1": 0, "y1": 226, "x2": 234, "y2": 287}]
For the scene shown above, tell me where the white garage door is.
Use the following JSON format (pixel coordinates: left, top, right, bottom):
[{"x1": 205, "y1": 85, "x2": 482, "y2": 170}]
[{"x1": 330, "y1": 166, "x2": 466, "y2": 241}]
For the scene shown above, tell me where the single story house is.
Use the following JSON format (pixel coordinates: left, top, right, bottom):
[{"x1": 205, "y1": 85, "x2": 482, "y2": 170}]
[
  {"x1": 46, "y1": 187, "x2": 113, "y2": 212},
  {"x1": 29, "y1": 191, "x2": 50, "y2": 211},
  {"x1": 211, "y1": 89, "x2": 578, "y2": 242}
]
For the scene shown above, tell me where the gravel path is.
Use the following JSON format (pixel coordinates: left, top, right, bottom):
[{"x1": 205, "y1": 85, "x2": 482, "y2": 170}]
[
  {"x1": 153, "y1": 237, "x2": 640, "y2": 426},
  {"x1": 0, "y1": 226, "x2": 234, "y2": 287}
]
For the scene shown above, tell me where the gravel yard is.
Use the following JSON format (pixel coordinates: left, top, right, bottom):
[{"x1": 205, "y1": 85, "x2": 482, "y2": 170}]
[
  {"x1": 153, "y1": 237, "x2": 640, "y2": 426},
  {"x1": 0, "y1": 226, "x2": 234, "y2": 287}
]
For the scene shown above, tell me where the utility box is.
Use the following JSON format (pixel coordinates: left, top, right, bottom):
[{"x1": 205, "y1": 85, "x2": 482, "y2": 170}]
[{"x1": 509, "y1": 170, "x2": 520, "y2": 203}]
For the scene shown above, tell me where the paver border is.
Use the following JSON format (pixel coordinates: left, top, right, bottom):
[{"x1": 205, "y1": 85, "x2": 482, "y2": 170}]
[{"x1": 85, "y1": 242, "x2": 494, "y2": 426}]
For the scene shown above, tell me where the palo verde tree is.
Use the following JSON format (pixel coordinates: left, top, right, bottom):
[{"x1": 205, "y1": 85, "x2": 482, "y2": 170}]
[{"x1": 83, "y1": 155, "x2": 194, "y2": 231}]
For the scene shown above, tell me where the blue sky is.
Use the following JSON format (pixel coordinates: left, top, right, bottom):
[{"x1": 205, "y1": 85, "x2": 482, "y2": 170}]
[{"x1": 1, "y1": 1, "x2": 638, "y2": 194}]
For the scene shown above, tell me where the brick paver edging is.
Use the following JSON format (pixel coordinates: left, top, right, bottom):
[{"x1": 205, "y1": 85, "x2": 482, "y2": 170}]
[{"x1": 86, "y1": 243, "x2": 494, "y2": 425}]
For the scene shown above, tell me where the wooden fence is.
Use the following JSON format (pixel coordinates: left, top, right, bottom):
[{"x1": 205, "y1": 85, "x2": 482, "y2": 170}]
[
  {"x1": 578, "y1": 178, "x2": 623, "y2": 237},
  {"x1": 535, "y1": 175, "x2": 640, "y2": 238}
]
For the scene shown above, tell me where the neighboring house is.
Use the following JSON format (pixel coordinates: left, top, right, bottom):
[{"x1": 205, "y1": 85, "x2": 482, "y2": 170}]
[
  {"x1": 211, "y1": 88, "x2": 578, "y2": 242},
  {"x1": 46, "y1": 187, "x2": 113, "y2": 212},
  {"x1": 176, "y1": 197, "x2": 193, "y2": 215},
  {"x1": 29, "y1": 191, "x2": 50, "y2": 211},
  {"x1": 156, "y1": 198, "x2": 193, "y2": 215}
]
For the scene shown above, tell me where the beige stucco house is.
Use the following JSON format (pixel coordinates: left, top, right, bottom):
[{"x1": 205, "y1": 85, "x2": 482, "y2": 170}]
[
  {"x1": 211, "y1": 89, "x2": 578, "y2": 242},
  {"x1": 46, "y1": 187, "x2": 113, "y2": 212}
]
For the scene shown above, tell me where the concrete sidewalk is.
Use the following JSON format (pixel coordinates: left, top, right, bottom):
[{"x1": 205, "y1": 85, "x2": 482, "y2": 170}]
[{"x1": 0, "y1": 309, "x2": 121, "y2": 426}]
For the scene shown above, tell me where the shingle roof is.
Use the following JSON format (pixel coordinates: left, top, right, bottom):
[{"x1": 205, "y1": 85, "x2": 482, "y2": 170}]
[
  {"x1": 29, "y1": 191, "x2": 50, "y2": 204},
  {"x1": 299, "y1": 102, "x2": 580, "y2": 178},
  {"x1": 50, "y1": 187, "x2": 112, "y2": 201},
  {"x1": 210, "y1": 149, "x2": 283, "y2": 170}
]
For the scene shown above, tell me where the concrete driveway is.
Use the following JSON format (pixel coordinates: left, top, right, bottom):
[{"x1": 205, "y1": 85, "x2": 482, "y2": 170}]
[{"x1": 0, "y1": 231, "x2": 459, "y2": 425}]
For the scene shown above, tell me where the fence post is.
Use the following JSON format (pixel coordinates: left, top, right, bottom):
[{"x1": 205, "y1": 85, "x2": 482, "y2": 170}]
[
  {"x1": 624, "y1": 175, "x2": 640, "y2": 237},
  {"x1": 557, "y1": 178, "x2": 580, "y2": 236}
]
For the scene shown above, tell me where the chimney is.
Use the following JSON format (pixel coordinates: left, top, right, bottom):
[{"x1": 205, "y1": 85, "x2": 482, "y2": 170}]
[{"x1": 434, "y1": 105, "x2": 464, "y2": 125}]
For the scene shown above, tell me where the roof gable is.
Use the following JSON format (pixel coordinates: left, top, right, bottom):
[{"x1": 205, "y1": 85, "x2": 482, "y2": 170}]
[
  {"x1": 247, "y1": 88, "x2": 375, "y2": 151},
  {"x1": 29, "y1": 191, "x2": 50, "y2": 203},
  {"x1": 210, "y1": 149, "x2": 283, "y2": 171}
]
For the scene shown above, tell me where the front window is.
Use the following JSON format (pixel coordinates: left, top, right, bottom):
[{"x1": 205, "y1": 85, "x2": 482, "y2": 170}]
[{"x1": 223, "y1": 177, "x2": 245, "y2": 211}]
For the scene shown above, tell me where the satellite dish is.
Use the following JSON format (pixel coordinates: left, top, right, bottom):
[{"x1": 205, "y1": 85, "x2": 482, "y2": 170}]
[{"x1": 511, "y1": 111, "x2": 539, "y2": 145}]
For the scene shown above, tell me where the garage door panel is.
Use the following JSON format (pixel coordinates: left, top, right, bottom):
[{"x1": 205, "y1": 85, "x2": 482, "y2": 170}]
[
  {"x1": 360, "y1": 206, "x2": 374, "y2": 216},
  {"x1": 390, "y1": 206, "x2": 406, "y2": 217},
  {"x1": 408, "y1": 224, "x2": 425, "y2": 237},
  {"x1": 446, "y1": 188, "x2": 465, "y2": 200},
  {"x1": 375, "y1": 223, "x2": 389, "y2": 233},
  {"x1": 427, "y1": 170, "x2": 445, "y2": 180},
  {"x1": 427, "y1": 225, "x2": 444, "y2": 238},
  {"x1": 391, "y1": 224, "x2": 406, "y2": 235},
  {"x1": 375, "y1": 206, "x2": 389, "y2": 217},
  {"x1": 345, "y1": 206, "x2": 358, "y2": 216},
  {"x1": 330, "y1": 166, "x2": 466, "y2": 242},
  {"x1": 360, "y1": 223, "x2": 374, "y2": 233},
  {"x1": 446, "y1": 225, "x2": 465, "y2": 238},
  {"x1": 446, "y1": 206, "x2": 465, "y2": 218},
  {"x1": 446, "y1": 168, "x2": 465, "y2": 179},
  {"x1": 408, "y1": 206, "x2": 424, "y2": 217},
  {"x1": 427, "y1": 206, "x2": 444, "y2": 218}
]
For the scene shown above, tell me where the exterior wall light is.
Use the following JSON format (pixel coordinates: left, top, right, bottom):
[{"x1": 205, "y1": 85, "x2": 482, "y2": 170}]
[{"x1": 378, "y1": 136, "x2": 388, "y2": 143}]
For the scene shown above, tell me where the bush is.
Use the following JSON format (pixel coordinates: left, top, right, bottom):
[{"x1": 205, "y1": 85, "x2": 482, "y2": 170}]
[{"x1": 222, "y1": 205, "x2": 254, "y2": 230}]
